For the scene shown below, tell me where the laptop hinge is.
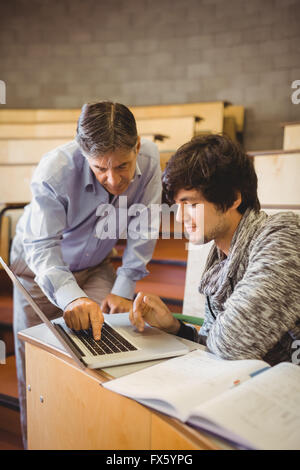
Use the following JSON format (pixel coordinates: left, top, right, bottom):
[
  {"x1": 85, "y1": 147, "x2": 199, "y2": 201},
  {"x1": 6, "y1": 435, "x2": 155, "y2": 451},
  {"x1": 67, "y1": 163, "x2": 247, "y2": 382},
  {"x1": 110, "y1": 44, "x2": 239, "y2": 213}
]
[{"x1": 53, "y1": 323, "x2": 86, "y2": 362}]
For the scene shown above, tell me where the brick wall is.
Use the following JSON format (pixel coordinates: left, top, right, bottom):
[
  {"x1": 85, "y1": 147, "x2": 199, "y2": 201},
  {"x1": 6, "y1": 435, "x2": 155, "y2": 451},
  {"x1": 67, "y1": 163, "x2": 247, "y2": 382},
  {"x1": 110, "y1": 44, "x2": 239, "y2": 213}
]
[{"x1": 0, "y1": 0, "x2": 299, "y2": 150}]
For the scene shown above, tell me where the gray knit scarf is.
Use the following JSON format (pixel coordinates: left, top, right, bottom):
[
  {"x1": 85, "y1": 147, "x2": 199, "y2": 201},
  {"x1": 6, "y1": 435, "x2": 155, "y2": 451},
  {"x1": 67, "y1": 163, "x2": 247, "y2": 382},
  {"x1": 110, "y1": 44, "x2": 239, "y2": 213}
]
[{"x1": 198, "y1": 208, "x2": 267, "y2": 312}]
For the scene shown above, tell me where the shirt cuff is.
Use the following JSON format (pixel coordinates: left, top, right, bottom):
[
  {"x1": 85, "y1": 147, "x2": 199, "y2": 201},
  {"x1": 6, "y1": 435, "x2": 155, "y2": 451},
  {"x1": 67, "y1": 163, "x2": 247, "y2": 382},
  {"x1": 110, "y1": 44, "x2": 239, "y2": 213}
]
[
  {"x1": 110, "y1": 274, "x2": 136, "y2": 300},
  {"x1": 55, "y1": 283, "x2": 88, "y2": 311}
]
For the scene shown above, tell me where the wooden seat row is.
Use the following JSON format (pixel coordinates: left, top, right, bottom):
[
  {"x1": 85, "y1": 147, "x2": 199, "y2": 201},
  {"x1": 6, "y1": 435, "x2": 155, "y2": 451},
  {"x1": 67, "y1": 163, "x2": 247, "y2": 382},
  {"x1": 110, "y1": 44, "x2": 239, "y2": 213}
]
[
  {"x1": 0, "y1": 101, "x2": 243, "y2": 131},
  {"x1": 0, "y1": 101, "x2": 243, "y2": 149},
  {"x1": 1, "y1": 151, "x2": 299, "y2": 207},
  {"x1": 0, "y1": 102, "x2": 244, "y2": 204}
]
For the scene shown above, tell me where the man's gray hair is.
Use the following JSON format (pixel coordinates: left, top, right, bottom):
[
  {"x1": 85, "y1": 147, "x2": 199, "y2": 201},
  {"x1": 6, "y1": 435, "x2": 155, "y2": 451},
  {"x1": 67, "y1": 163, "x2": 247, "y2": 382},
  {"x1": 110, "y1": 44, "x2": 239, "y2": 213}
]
[{"x1": 76, "y1": 101, "x2": 138, "y2": 158}]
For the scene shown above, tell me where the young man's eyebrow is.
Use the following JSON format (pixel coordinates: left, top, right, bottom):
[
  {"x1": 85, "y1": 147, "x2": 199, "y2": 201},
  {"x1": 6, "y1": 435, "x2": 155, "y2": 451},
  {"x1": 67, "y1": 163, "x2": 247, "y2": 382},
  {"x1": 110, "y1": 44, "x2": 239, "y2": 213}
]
[{"x1": 176, "y1": 196, "x2": 200, "y2": 202}]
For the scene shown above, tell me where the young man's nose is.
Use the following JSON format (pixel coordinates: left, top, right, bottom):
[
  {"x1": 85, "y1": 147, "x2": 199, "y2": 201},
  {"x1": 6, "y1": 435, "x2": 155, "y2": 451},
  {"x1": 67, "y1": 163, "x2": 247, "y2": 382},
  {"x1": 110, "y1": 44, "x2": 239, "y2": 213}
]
[
  {"x1": 175, "y1": 204, "x2": 182, "y2": 223},
  {"x1": 176, "y1": 204, "x2": 194, "y2": 225},
  {"x1": 175, "y1": 204, "x2": 188, "y2": 223}
]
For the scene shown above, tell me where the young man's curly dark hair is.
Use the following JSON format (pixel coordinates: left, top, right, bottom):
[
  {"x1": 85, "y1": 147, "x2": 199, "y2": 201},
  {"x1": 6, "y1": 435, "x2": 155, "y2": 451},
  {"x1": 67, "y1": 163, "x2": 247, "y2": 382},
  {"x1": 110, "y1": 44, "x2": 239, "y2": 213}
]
[{"x1": 162, "y1": 134, "x2": 260, "y2": 214}]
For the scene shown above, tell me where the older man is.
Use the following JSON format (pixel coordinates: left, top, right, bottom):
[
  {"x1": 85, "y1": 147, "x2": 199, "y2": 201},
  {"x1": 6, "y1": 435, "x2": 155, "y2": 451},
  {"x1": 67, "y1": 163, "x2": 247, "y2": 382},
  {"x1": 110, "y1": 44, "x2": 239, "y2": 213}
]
[{"x1": 11, "y1": 101, "x2": 161, "y2": 448}]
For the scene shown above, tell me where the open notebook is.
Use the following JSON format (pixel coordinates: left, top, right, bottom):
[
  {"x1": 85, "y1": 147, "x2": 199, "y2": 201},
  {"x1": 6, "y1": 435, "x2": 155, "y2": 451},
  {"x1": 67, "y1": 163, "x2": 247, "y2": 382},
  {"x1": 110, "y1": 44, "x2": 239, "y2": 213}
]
[{"x1": 103, "y1": 349, "x2": 300, "y2": 450}]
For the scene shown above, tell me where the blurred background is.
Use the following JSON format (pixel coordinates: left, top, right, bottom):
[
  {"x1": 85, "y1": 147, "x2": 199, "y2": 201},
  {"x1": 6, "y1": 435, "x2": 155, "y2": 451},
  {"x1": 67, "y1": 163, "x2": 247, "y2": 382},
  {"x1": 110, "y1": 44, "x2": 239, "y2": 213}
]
[
  {"x1": 0, "y1": 0, "x2": 300, "y2": 149},
  {"x1": 0, "y1": 0, "x2": 299, "y2": 449}
]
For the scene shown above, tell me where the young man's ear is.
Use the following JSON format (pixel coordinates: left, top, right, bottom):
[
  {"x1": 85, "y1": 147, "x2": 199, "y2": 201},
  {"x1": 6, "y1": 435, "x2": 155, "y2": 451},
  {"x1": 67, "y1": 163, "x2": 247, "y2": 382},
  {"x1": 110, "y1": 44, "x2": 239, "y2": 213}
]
[{"x1": 231, "y1": 192, "x2": 242, "y2": 211}]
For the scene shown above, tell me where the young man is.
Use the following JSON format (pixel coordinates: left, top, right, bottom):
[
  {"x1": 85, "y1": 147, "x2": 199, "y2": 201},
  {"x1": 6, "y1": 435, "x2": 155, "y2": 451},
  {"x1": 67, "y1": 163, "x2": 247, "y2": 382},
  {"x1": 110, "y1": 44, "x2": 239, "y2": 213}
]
[
  {"x1": 11, "y1": 101, "x2": 161, "y2": 448},
  {"x1": 130, "y1": 134, "x2": 300, "y2": 366}
]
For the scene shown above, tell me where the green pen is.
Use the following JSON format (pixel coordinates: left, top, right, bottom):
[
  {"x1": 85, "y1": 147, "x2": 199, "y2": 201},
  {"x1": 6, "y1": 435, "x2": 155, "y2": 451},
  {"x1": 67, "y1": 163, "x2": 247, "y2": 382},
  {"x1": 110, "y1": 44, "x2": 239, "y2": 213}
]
[{"x1": 172, "y1": 313, "x2": 204, "y2": 326}]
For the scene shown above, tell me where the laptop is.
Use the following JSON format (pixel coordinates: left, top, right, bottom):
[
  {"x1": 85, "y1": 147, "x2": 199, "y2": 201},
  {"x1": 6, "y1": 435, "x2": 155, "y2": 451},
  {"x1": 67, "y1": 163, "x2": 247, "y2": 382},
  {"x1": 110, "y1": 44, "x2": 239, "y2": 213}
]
[{"x1": 0, "y1": 257, "x2": 191, "y2": 370}]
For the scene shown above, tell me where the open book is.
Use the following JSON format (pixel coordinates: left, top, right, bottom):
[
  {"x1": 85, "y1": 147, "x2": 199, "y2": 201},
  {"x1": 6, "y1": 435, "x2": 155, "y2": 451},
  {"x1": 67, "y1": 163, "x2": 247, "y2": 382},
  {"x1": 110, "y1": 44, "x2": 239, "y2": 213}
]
[{"x1": 103, "y1": 349, "x2": 300, "y2": 450}]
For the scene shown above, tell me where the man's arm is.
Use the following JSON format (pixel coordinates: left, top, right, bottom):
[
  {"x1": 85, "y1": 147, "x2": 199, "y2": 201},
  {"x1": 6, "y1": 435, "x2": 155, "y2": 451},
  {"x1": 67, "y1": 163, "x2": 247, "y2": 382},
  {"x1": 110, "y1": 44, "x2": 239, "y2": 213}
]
[
  {"x1": 22, "y1": 179, "x2": 103, "y2": 339},
  {"x1": 110, "y1": 151, "x2": 162, "y2": 301},
  {"x1": 23, "y1": 179, "x2": 88, "y2": 309}
]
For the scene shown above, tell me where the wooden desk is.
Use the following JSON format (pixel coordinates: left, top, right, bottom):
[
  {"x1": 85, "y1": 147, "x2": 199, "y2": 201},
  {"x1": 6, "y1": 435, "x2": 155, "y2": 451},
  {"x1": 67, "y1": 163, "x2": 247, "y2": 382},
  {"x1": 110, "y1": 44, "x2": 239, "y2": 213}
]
[
  {"x1": 18, "y1": 324, "x2": 229, "y2": 450},
  {"x1": 281, "y1": 121, "x2": 300, "y2": 151}
]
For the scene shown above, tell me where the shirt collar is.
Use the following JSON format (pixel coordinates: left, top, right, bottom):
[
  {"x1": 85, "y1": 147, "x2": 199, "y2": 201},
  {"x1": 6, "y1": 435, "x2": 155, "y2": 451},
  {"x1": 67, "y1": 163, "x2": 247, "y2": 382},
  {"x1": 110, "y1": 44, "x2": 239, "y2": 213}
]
[
  {"x1": 135, "y1": 158, "x2": 142, "y2": 178},
  {"x1": 83, "y1": 158, "x2": 96, "y2": 193}
]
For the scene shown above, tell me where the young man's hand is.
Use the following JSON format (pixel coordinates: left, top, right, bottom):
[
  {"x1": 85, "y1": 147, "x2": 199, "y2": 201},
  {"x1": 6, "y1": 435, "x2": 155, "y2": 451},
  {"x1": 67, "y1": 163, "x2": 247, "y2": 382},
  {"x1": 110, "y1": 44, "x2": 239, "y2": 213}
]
[
  {"x1": 129, "y1": 292, "x2": 180, "y2": 334},
  {"x1": 101, "y1": 293, "x2": 133, "y2": 314}
]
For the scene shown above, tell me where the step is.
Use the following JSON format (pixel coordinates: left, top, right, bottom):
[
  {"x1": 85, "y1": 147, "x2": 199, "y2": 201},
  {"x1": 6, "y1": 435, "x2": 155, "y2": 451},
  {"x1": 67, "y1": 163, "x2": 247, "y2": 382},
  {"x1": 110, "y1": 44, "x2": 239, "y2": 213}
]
[
  {"x1": 0, "y1": 428, "x2": 23, "y2": 450},
  {"x1": 0, "y1": 270, "x2": 13, "y2": 294},
  {"x1": 0, "y1": 327, "x2": 14, "y2": 356},
  {"x1": 0, "y1": 293, "x2": 14, "y2": 356},
  {"x1": 0, "y1": 355, "x2": 19, "y2": 399},
  {"x1": 0, "y1": 355, "x2": 22, "y2": 448},
  {"x1": 115, "y1": 237, "x2": 188, "y2": 265},
  {"x1": 0, "y1": 294, "x2": 13, "y2": 325},
  {"x1": 112, "y1": 260, "x2": 186, "y2": 304},
  {"x1": 113, "y1": 236, "x2": 187, "y2": 306}
]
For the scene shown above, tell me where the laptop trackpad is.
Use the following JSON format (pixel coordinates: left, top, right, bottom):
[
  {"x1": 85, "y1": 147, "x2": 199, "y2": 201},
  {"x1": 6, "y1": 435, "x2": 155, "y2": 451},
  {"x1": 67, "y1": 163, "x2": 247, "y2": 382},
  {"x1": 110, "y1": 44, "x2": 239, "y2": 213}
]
[
  {"x1": 122, "y1": 325, "x2": 162, "y2": 338},
  {"x1": 105, "y1": 313, "x2": 165, "y2": 338}
]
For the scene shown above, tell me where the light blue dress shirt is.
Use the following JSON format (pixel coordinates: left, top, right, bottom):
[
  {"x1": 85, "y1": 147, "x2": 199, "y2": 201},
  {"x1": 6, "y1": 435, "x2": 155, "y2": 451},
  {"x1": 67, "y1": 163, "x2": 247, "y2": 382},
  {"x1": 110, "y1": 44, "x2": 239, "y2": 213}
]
[{"x1": 11, "y1": 138, "x2": 162, "y2": 310}]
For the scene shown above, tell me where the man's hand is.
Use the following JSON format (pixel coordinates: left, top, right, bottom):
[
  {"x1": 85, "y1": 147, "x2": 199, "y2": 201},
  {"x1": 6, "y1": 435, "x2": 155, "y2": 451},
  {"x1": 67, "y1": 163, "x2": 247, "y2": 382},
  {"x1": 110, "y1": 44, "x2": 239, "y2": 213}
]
[
  {"x1": 101, "y1": 293, "x2": 133, "y2": 314},
  {"x1": 129, "y1": 292, "x2": 180, "y2": 334},
  {"x1": 63, "y1": 297, "x2": 103, "y2": 341}
]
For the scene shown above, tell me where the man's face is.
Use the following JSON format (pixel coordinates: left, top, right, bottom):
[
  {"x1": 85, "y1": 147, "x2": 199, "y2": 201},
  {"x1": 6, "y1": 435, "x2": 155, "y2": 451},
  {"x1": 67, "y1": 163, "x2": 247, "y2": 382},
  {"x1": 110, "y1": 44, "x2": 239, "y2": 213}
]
[
  {"x1": 174, "y1": 188, "x2": 230, "y2": 245},
  {"x1": 88, "y1": 140, "x2": 140, "y2": 196}
]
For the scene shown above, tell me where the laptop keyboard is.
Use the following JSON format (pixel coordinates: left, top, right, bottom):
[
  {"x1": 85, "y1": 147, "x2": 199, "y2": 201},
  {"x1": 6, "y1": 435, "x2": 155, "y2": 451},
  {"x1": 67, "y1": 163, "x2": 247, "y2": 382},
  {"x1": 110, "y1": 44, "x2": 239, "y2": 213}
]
[{"x1": 72, "y1": 323, "x2": 137, "y2": 356}]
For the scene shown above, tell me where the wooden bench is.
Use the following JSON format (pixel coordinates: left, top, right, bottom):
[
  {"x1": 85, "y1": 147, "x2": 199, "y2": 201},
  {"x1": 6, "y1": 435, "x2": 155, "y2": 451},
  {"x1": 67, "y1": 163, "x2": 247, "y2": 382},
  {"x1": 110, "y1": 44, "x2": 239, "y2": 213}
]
[
  {"x1": 281, "y1": 121, "x2": 300, "y2": 151},
  {"x1": 137, "y1": 116, "x2": 199, "y2": 152},
  {"x1": 0, "y1": 138, "x2": 71, "y2": 165},
  {"x1": 248, "y1": 149, "x2": 300, "y2": 206},
  {"x1": 223, "y1": 104, "x2": 246, "y2": 143},
  {"x1": 0, "y1": 100, "x2": 244, "y2": 148},
  {"x1": 130, "y1": 102, "x2": 226, "y2": 133},
  {"x1": 0, "y1": 109, "x2": 81, "y2": 123},
  {"x1": 0, "y1": 122, "x2": 76, "y2": 139}
]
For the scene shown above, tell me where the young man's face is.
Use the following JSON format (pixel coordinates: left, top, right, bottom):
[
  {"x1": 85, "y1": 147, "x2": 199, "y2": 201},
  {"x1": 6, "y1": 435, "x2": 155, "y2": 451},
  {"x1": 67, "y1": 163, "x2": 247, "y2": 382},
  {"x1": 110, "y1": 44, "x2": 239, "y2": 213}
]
[
  {"x1": 88, "y1": 138, "x2": 140, "y2": 196},
  {"x1": 174, "y1": 188, "x2": 231, "y2": 245}
]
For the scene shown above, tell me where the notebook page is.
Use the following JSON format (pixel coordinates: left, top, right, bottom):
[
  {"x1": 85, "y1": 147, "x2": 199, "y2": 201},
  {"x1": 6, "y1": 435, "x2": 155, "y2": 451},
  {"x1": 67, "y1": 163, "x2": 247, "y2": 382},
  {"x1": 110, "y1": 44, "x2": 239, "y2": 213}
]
[
  {"x1": 103, "y1": 349, "x2": 268, "y2": 421},
  {"x1": 190, "y1": 362, "x2": 300, "y2": 450}
]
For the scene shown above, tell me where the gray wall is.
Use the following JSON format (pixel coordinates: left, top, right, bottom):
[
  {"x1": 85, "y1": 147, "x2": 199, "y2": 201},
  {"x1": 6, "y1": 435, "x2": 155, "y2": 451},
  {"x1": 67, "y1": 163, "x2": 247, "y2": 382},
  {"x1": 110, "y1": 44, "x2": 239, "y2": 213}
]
[{"x1": 0, "y1": 0, "x2": 300, "y2": 150}]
